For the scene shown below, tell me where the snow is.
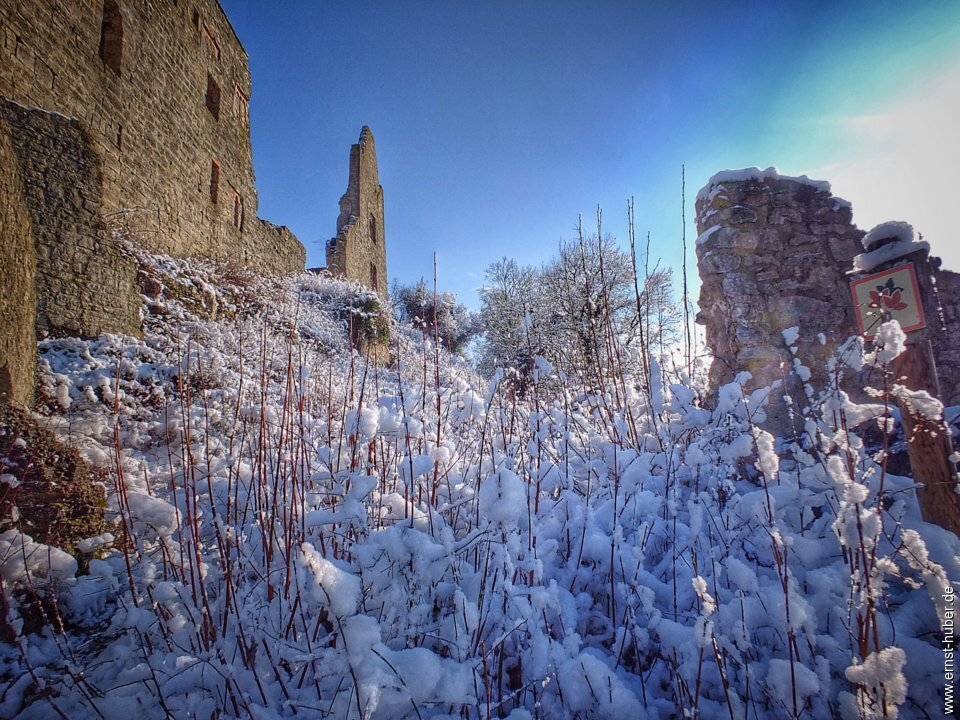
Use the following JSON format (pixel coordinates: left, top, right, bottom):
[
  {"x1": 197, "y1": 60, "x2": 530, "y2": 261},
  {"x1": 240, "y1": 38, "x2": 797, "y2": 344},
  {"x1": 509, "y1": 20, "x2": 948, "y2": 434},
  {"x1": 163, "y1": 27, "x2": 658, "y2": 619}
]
[
  {"x1": 768, "y1": 658, "x2": 820, "y2": 704},
  {"x1": 852, "y1": 221, "x2": 931, "y2": 273},
  {"x1": 843, "y1": 647, "x2": 908, "y2": 719},
  {"x1": 0, "y1": 531, "x2": 77, "y2": 585},
  {"x1": 862, "y1": 220, "x2": 915, "y2": 250},
  {"x1": 125, "y1": 492, "x2": 178, "y2": 536},
  {"x1": 724, "y1": 557, "x2": 759, "y2": 593},
  {"x1": 781, "y1": 325, "x2": 800, "y2": 346},
  {"x1": 0, "y1": 245, "x2": 952, "y2": 719},
  {"x1": 853, "y1": 238, "x2": 930, "y2": 273},
  {"x1": 478, "y1": 468, "x2": 528, "y2": 526},
  {"x1": 696, "y1": 166, "x2": 831, "y2": 202},
  {"x1": 302, "y1": 542, "x2": 362, "y2": 616},
  {"x1": 695, "y1": 223, "x2": 721, "y2": 246},
  {"x1": 346, "y1": 406, "x2": 380, "y2": 439},
  {"x1": 872, "y1": 319, "x2": 907, "y2": 364},
  {"x1": 892, "y1": 385, "x2": 944, "y2": 422}
]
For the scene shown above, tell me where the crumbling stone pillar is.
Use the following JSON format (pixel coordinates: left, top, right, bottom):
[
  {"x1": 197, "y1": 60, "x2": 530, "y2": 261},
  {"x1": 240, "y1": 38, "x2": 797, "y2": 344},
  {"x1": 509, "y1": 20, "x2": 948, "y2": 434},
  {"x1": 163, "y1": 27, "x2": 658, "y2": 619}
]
[
  {"x1": 695, "y1": 168, "x2": 864, "y2": 434},
  {"x1": 327, "y1": 127, "x2": 388, "y2": 298}
]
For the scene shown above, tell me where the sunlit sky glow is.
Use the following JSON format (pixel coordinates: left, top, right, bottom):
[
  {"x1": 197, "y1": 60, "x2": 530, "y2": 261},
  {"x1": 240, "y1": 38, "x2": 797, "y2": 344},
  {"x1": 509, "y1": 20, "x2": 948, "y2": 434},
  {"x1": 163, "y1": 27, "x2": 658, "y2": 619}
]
[{"x1": 220, "y1": 0, "x2": 960, "y2": 307}]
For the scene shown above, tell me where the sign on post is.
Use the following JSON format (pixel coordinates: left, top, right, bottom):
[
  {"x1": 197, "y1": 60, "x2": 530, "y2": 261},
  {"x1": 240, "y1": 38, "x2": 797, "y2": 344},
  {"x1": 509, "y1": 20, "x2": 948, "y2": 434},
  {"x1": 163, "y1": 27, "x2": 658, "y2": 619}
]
[
  {"x1": 851, "y1": 255, "x2": 960, "y2": 537},
  {"x1": 850, "y1": 262, "x2": 926, "y2": 337}
]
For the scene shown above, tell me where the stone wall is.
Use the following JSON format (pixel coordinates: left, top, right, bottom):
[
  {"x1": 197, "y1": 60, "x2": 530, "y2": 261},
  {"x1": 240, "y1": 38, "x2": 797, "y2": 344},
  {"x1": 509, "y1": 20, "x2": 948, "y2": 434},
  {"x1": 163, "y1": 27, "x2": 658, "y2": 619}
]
[
  {"x1": 933, "y1": 267, "x2": 960, "y2": 407},
  {"x1": 0, "y1": 117, "x2": 36, "y2": 406},
  {"x1": 327, "y1": 127, "x2": 388, "y2": 297},
  {"x1": 0, "y1": 0, "x2": 304, "y2": 274},
  {"x1": 1, "y1": 101, "x2": 140, "y2": 340},
  {"x1": 696, "y1": 167, "x2": 960, "y2": 424},
  {"x1": 695, "y1": 169, "x2": 865, "y2": 432}
]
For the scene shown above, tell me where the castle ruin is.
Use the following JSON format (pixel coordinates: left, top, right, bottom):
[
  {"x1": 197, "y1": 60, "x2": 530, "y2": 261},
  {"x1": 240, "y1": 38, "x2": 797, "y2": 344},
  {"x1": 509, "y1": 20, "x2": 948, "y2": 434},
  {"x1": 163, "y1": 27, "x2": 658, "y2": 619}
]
[
  {"x1": 0, "y1": 1, "x2": 395, "y2": 405},
  {"x1": 326, "y1": 126, "x2": 388, "y2": 298},
  {"x1": 695, "y1": 167, "x2": 960, "y2": 432},
  {"x1": 1, "y1": 0, "x2": 305, "y2": 273}
]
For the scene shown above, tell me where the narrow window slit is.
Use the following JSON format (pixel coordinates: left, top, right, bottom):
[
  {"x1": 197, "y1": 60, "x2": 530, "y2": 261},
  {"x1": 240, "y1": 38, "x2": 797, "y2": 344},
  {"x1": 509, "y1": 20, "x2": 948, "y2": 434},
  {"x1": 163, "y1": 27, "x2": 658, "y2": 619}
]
[
  {"x1": 205, "y1": 74, "x2": 221, "y2": 119},
  {"x1": 210, "y1": 160, "x2": 220, "y2": 203},
  {"x1": 99, "y1": 0, "x2": 123, "y2": 76},
  {"x1": 233, "y1": 192, "x2": 244, "y2": 230}
]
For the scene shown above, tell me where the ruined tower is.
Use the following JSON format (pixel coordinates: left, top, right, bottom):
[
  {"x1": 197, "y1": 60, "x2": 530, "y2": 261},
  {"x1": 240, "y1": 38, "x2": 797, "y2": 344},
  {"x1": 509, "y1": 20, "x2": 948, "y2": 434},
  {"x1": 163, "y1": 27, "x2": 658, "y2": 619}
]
[
  {"x1": 695, "y1": 168, "x2": 864, "y2": 432},
  {"x1": 327, "y1": 127, "x2": 388, "y2": 298}
]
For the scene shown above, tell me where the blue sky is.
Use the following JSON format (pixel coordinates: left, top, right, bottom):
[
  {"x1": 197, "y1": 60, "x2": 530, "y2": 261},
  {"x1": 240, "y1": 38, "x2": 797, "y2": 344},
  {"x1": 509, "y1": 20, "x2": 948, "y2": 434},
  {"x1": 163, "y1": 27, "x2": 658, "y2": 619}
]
[{"x1": 220, "y1": 0, "x2": 960, "y2": 308}]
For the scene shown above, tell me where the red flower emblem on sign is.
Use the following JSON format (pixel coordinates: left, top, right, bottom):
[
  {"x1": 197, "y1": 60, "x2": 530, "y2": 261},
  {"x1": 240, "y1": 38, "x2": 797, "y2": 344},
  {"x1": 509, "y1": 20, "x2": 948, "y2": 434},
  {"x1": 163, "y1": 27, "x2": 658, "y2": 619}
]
[{"x1": 868, "y1": 278, "x2": 908, "y2": 312}]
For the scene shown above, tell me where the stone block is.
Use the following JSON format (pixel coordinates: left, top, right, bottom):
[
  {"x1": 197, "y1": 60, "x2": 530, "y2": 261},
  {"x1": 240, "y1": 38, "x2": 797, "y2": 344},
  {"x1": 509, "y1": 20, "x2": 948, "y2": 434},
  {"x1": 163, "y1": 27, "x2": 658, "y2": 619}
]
[
  {"x1": 787, "y1": 232, "x2": 817, "y2": 246},
  {"x1": 827, "y1": 235, "x2": 859, "y2": 264},
  {"x1": 701, "y1": 226, "x2": 759, "y2": 251},
  {"x1": 699, "y1": 251, "x2": 742, "y2": 275},
  {"x1": 722, "y1": 273, "x2": 760, "y2": 296},
  {"x1": 725, "y1": 204, "x2": 759, "y2": 224},
  {"x1": 769, "y1": 206, "x2": 803, "y2": 224}
]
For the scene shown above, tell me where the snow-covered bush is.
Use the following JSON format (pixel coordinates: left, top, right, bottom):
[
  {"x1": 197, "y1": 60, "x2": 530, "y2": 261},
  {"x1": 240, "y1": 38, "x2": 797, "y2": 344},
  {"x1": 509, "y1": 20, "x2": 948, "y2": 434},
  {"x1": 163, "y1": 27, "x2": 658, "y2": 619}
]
[
  {"x1": 0, "y1": 250, "x2": 954, "y2": 719},
  {"x1": 393, "y1": 279, "x2": 481, "y2": 354}
]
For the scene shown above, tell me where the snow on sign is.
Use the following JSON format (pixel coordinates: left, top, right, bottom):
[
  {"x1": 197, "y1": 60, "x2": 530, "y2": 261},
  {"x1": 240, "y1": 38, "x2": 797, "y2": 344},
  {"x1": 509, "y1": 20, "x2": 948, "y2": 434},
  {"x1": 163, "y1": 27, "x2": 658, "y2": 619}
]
[{"x1": 850, "y1": 262, "x2": 926, "y2": 337}]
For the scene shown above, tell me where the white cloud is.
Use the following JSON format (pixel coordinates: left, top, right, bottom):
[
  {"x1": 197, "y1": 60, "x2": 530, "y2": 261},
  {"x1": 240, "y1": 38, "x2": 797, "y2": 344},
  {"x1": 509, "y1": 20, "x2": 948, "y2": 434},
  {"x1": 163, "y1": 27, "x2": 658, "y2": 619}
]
[{"x1": 815, "y1": 61, "x2": 960, "y2": 271}]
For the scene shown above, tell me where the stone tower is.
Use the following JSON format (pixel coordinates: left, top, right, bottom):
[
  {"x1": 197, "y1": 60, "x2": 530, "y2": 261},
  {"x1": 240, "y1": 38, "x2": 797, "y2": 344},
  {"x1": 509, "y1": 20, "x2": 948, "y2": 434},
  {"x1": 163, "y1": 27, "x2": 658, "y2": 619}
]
[
  {"x1": 695, "y1": 168, "x2": 864, "y2": 432},
  {"x1": 327, "y1": 127, "x2": 388, "y2": 298}
]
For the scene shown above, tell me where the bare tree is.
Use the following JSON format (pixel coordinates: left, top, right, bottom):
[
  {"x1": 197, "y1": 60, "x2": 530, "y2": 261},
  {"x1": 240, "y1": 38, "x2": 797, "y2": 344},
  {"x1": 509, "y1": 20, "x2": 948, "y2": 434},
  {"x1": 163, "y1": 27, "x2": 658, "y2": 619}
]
[
  {"x1": 476, "y1": 258, "x2": 540, "y2": 374},
  {"x1": 393, "y1": 279, "x2": 480, "y2": 354}
]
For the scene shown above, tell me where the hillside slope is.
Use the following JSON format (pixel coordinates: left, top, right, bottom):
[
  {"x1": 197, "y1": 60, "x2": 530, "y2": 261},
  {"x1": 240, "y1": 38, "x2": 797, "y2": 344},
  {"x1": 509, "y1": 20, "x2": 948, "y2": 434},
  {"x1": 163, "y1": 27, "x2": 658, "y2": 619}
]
[{"x1": 0, "y1": 250, "x2": 956, "y2": 719}]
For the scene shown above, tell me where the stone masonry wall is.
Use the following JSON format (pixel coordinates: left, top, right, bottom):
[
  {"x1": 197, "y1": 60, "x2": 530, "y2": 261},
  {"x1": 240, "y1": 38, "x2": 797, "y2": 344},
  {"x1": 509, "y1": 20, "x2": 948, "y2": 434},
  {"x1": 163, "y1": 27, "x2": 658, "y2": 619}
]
[
  {"x1": 0, "y1": 116, "x2": 36, "y2": 406},
  {"x1": 696, "y1": 169, "x2": 865, "y2": 433},
  {"x1": 1, "y1": 101, "x2": 140, "y2": 339},
  {"x1": 327, "y1": 127, "x2": 388, "y2": 298},
  {"x1": 933, "y1": 268, "x2": 960, "y2": 407},
  {"x1": 0, "y1": 0, "x2": 304, "y2": 274}
]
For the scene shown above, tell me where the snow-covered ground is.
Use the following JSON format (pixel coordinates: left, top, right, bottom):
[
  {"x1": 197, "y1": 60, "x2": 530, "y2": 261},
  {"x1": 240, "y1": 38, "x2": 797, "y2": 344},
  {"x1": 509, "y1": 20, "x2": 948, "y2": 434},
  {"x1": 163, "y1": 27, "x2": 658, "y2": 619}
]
[{"x1": 0, "y1": 250, "x2": 956, "y2": 719}]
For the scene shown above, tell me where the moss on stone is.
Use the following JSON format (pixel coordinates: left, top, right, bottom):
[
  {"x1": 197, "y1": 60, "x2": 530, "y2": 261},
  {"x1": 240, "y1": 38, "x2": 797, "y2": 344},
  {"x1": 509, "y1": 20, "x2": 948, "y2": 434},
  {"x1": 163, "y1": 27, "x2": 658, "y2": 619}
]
[
  {"x1": 0, "y1": 403, "x2": 107, "y2": 555},
  {"x1": 345, "y1": 293, "x2": 391, "y2": 349}
]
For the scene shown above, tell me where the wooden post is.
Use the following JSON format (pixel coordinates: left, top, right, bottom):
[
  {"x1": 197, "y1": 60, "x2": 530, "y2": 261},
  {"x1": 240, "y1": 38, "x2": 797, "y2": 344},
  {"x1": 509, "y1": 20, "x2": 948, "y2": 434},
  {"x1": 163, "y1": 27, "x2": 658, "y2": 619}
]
[
  {"x1": 851, "y1": 241, "x2": 960, "y2": 535},
  {"x1": 889, "y1": 339, "x2": 960, "y2": 536}
]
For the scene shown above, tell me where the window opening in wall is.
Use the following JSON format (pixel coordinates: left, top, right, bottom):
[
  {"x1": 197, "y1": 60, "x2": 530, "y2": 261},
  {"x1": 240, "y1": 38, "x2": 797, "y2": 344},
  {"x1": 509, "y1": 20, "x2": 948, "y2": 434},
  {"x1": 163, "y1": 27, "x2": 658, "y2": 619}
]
[
  {"x1": 369, "y1": 214, "x2": 378, "y2": 244},
  {"x1": 191, "y1": 9, "x2": 200, "y2": 30},
  {"x1": 210, "y1": 160, "x2": 220, "y2": 204},
  {"x1": 202, "y1": 24, "x2": 220, "y2": 61},
  {"x1": 205, "y1": 74, "x2": 221, "y2": 120},
  {"x1": 99, "y1": 0, "x2": 123, "y2": 76},
  {"x1": 370, "y1": 263, "x2": 378, "y2": 291},
  {"x1": 233, "y1": 191, "x2": 244, "y2": 230},
  {"x1": 235, "y1": 86, "x2": 249, "y2": 127},
  {"x1": 115, "y1": 124, "x2": 123, "y2": 150}
]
